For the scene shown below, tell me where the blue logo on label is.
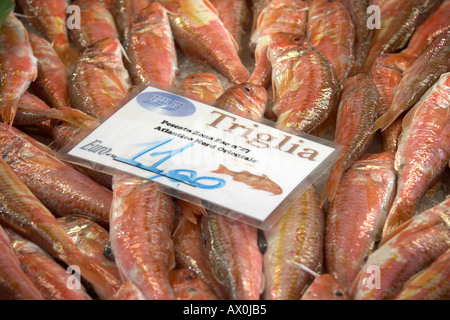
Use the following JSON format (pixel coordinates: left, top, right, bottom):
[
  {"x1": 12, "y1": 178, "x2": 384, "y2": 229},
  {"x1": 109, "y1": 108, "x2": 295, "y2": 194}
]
[{"x1": 137, "y1": 91, "x2": 196, "y2": 117}]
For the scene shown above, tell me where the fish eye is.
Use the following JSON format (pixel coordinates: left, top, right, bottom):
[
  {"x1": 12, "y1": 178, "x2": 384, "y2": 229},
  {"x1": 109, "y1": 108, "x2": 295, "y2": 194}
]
[
  {"x1": 189, "y1": 75, "x2": 196, "y2": 79},
  {"x1": 293, "y1": 37, "x2": 301, "y2": 42},
  {"x1": 185, "y1": 275, "x2": 193, "y2": 280},
  {"x1": 335, "y1": 291, "x2": 343, "y2": 297},
  {"x1": 56, "y1": 121, "x2": 64, "y2": 127},
  {"x1": 135, "y1": 15, "x2": 145, "y2": 23},
  {"x1": 244, "y1": 86, "x2": 251, "y2": 92}
]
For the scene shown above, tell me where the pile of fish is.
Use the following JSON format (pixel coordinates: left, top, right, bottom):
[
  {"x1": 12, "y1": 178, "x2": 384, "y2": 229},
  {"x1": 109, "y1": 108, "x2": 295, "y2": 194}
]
[{"x1": 0, "y1": 0, "x2": 449, "y2": 300}]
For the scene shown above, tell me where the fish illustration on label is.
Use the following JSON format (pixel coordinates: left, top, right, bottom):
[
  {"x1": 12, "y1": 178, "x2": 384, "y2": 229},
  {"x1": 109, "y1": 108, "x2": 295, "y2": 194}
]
[{"x1": 211, "y1": 165, "x2": 282, "y2": 195}]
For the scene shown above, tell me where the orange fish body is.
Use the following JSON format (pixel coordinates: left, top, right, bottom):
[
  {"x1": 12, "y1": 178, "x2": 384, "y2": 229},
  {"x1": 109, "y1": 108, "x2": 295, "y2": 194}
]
[
  {"x1": 201, "y1": 212, "x2": 263, "y2": 300},
  {"x1": 321, "y1": 74, "x2": 378, "y2": 205},
  {"x1": 249, "y1": 0, "x2": 308, "y2": 87},
  {"x1": 16, "y1": 0, "x2": 79, "y2": 67},
  {"x1": 125, "y1": 2, "x2": 178, "y2": 88},
  {"x1": 301, "y1": 274, "x2": 350, "y2": 300},
  {"x1": 0, "y1": 225, "x2": 44, "y2": 300},
  {"x1": 169, "y1": 268, "x2": 218, "y2": 300},
  {"x1": 15, "y1": 92, "x2": 89, "y2": 130},
  {"x1": 209, "y1": 0, "x2": 250, "y2": 55},
  {"x1": 214, "y1": 82, "x2": 268, "y2": 122},
  {"x1": 400, "y1": 0, "x2": 450, "y2": 61},
  {"x1": 110, "y1": 174, "x2": 176, "y2": 300},
  {"x1": 6, "y1": 229, "x2": 93, "y2": 300},
  {"x1": 0, "y1": 13, "x2": 38, "y2": 125},
  {"x1": 172, "y1": 214, "x2": 228, "y2": 299},
  {"x1": 268, "y1": 33, "x2": 340, "y2": 134},
  {"x1": 263, "y1": 187, "x2": 325, "y2": 300},
  {"x1": 57, "y1": 216, "x2": 121, "y2": 283},
  {"x1": 178, "y1": 73, "x2": 224, "y2": 104},
  {"x1": 69, "y1": 37, "x2": 131, "y2": 118},
  {"x1": 159, "y1": 0, "x2": 249, "y2": 84},
  {"x1": 325, "y1": 152, "x2": 396, "y2": 292},
  {"x1": 70, "y1": 0, "x2": 119, "y2": 52},
  {"x1": 307, "y1": 0, "x2": 356, "y2": 86},
  {"x1": 395, "y1": 248, "x2": 450, "y2": 300},
  {"x1": 381, "y1": 72, "x2": 450, "y2": 239},
  {"x1": 0, "y1": 157, "x2": 121, "y2": 299},
  {"x1": 369, "y1": 54, "x2": 404, "y2": 152},
  {"x1": 362, "y1": 0, "x2": 442, "y2": 73},
  {"x1": 339, "y1": 0, "x2": 373, "y2": 74},
  {"x1": 112, "y1": 0, "x2": 152, "y2": 43},
  {"x1": 212, "y1": 164, "x2": 282, "y2": 195},
  {"x1": 110, "y1": 281, "x2": 146, "y2": 300},
  {"x1": 0, "y1": 123, "x2": 112, "y2": 227},
  {"x1": 28, "y1": 33, "x2": 69, "y2": 110},
  {"x1": 371, "y1": 30, "x2": 450, "y2": 132},
  {"x1": 351, "y1": 197, "x2": 450, "y2": 300}
]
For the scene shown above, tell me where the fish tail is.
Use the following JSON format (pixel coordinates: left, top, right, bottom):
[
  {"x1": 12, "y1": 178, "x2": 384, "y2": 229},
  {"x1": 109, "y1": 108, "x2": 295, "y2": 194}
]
[
  {"x1": 55, "y1": 45, "x2": 79, "y2": 69},
  {"x1": 381, "y1": 199, "x2": 415, "y2": 241},
  {"x1": 248, "y1": 47, "x2": 271, "y2": 87},
  {"x1": 73, "y1": 254, "x2": 122, "y2": 299},
  {"x1": 0, "y1": 98, "x2": 19, "y2": 126},
  {"x1": 46, "y1": 107, "x2": 94, "y2": 128},
  {"x1": 320, "y1": 169, "x2": 343, "y2": 208},
  {"x1": 370, "y1": 109, "x2": 403, "y2": 133},
  {"x1": 177, "y1": 199, "x2": 207, "y2": 225}
]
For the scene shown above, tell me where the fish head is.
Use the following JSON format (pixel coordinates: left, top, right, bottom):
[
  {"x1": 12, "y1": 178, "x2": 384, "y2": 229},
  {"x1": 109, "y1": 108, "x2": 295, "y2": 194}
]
[
  {"x1": 267, "y1": 32, "x2": 309, "y2": 62},
  {"x1": 83, "y1": 37, "x2": 123, "y2": 66},
  {"x1": 131, "y1": 2, "x2": 167, "y2": 34},
  {"x1": 301, "y1": 274, "x2": 350, "y2": 300},
  {"x1": 224, "y1": 82, "x2": 268, "y2": 121},
  {"x1": 169, "y1": 269, "x2": 218, "y2": 300}
]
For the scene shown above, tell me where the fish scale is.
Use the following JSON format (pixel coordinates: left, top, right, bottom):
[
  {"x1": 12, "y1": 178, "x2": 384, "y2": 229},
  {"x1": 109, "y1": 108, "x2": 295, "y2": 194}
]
[
  {"x1": 351, "y1": 197, "x2": 450, "y2": 300},
  {"x1": 325, "y1": 152, "x2": 397, "y2": 292},
  {"x1": 268, "y1": 33, "x2": 340, "y2": 134},
  {"x1": 201, "y1": 212, "x2": 262, "y2": 300},
  {"x1": 16, "y1": 0, "x2": 79, "y2": 67},
  {"x1": 320, "y1": 74, "x2": 378, "y2": 206},
  {"x1": 28, "y1": 33, "x2": 69, "y2": 110},
  {"x1": 125, "y1": 2, "x2": 177, "y2": 88},
  {"x1": 381, "y1": 72, "x2": 450, "y2": 239},
  {"x1": 110, "y1": 174, "x2": 176, "y2": 300},
  {"x1": 6, "y1": 229, "x2": 93, "y2": 300},
  {"x1": 362, "y1": 0, "x2": 443, "y2": 73},
  {"x1": 0, "y1": 13, "x2": 38, "y2": 126},
  {"x1": 0, "y1": 122, "x2": 112, "y2": 228},
  {"x1": 371, "y1": 30, "x2": 450, "y2": 132},
  {"x1": 0, "y1": 224, "x2": 44, "y2": 300},
  {"x1": 69, "y1": 37, "x2": 131, "y2": 119},
  {"x1": 159, "y1": 0, "x2": 250, "y2": 84},
  {"x1": 263, "y1": 187, "x2": 325, "y2": 300},
  {"x1": 307, "y1": 0, "x2": 356, "y2": 86},
  {"x1": 0, "y1": 157, "x2": 121, "y2": 299}
]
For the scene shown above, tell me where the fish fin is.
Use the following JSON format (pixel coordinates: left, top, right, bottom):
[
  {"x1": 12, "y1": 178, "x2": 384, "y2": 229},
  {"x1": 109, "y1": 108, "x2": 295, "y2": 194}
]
[
  {"x1": 381, "y1": 199, "x2": 415, "y2": 241},
  {"x1": 401, "y1": 101, "x2": 422, "y2": 131},
  {"x1": 55, "y1": 45, "x2": 79, "y2": 69},
  {"x1": 320, "y1": 169, "x2": 343, "y2": 208},
  {"x1": 259, "y1": 274, "x2": 265, "y2": 294},
  {"x1": 0, "y1": 98, "x2": 19, "y2": 127},
  {"x1": 379, "y1": 215, "x2": 414, "y2": 247},
  {"x1": 169, "y1": 248, "x2": 176, "y2": 271},
  {"x1": 211, "y1": 164, "x2": 229, "y2": 175},
  {"x1": 370, "y1": 109, "x2": 403, "y2": 133},
  {"x1": 177, "y1": 199, "x2": 207, "y2": 224},
  {"x1": 46, "y1": 107, "x2": 94, "y2": 128},
  {"x1": 203, "y1": 0, "x2": 220, "y2": 16}
]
